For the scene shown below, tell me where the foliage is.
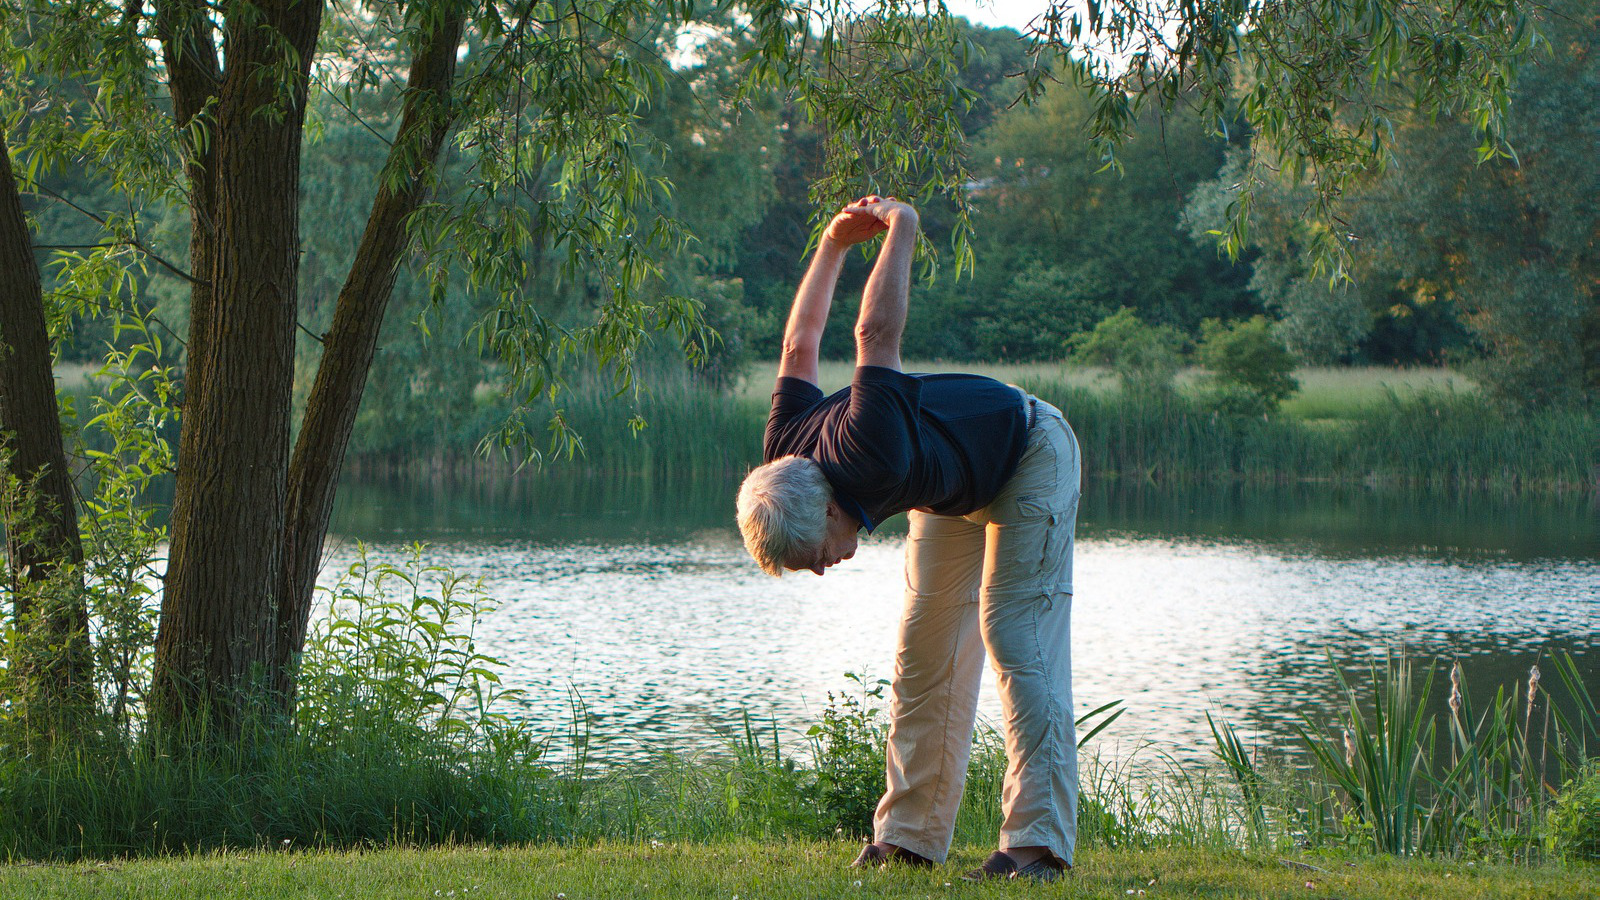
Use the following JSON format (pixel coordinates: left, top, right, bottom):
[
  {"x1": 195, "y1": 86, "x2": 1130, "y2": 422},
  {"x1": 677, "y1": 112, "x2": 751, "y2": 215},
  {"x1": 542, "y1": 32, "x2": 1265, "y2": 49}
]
[
  {"x1": 1108, "y1": 0, "x2": 1536, "y2": 276},
  {"x1": 1195, "y1": 316, "x2": 1301, "y2": 416},
  {"x1": 77, "y1": 309, "x2": 176, "y2": 734},
  {"x1": 1279, "y1": 653, "x2": 1597, "y2": 858},
  {"x1": 1547, "y1": 763, "x2": 1600, "y2": 862},
  {"x1": 1066, "y1": 308, "x2": 1185, "y2": 396},
  {"x1": 1187, "y1": 0, "x2": 1599, "y2": 407},
  {"x1": 0, "y1": 549, "x2": 554, "y2": 859},
  {"x1": 801, "y1": 672, "x2": 889, "y2": 837}
]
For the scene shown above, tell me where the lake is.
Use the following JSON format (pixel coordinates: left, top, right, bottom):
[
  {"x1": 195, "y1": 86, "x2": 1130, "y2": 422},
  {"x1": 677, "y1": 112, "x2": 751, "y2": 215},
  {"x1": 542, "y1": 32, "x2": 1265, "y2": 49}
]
[{"x1": 327, "y1": 473, "x2": 1599, "y2": 766}]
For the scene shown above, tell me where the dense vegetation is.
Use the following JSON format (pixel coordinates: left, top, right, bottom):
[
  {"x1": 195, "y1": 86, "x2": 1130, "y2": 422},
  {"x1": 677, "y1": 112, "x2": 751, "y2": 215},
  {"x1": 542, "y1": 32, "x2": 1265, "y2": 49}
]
[
  {"x1": 35, "y1": 3, "x2": 1600, "y2": 465},
  {"x1": 1, "y1": 0, "x2": 1594, "y2": 885},
  {"x1": 0, "y1": 550, "x2": 1595, "y2": 864}
]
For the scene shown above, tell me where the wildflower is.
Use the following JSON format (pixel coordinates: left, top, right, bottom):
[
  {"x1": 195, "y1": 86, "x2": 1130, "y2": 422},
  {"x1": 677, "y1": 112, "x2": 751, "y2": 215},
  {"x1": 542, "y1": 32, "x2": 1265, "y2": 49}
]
[{"x1": 1304, "y1": 881, "x2": 1315, "y2": 889}]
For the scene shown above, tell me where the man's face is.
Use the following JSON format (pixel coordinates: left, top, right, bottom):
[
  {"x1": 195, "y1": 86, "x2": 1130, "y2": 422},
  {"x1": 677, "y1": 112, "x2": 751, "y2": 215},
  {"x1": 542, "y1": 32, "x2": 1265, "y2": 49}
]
[{"x1": 785, "y1": 500, "x2": 859, "y2": 576}]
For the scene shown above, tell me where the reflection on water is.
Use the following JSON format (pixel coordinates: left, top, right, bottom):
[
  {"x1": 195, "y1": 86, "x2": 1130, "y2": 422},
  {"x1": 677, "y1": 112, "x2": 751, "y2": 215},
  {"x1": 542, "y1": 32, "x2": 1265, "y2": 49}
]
[{"x1": 326, "y1": 473, "x2": 1598, "y2": 763}]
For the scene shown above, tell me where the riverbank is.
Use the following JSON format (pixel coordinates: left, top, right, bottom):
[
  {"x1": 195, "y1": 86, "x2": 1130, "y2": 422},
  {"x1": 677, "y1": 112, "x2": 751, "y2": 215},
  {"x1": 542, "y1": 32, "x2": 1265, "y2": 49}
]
[
  {"x1": 58, "y1": 361, "x2": 1596, "y2": 490},
  {"x1": 347, "y1": 367, "x2": 1596, "y2": 492},
  {"x1": 5, "y1": 840, "x2": 1595, "y2": 899}
]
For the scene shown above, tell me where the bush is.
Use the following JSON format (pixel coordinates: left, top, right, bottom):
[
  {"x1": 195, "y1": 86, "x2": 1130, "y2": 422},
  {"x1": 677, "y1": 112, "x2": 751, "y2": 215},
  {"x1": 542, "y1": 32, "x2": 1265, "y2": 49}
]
[
  {"x1": 803, "y1": 672, "x2": 890, "y2": 837},
  {"x1": 0, "y1": 548, "x2": 558, "y2": 860},
  {"x1": 1196, "y1": 316, "x2": 1300, "y2": 415},
  {"x1": 1067, "y1": 308, "x2": 1186, "y2": 396},
  {"x1": 1548, "y1": 763, "x2": 1600, "y2": 862}
]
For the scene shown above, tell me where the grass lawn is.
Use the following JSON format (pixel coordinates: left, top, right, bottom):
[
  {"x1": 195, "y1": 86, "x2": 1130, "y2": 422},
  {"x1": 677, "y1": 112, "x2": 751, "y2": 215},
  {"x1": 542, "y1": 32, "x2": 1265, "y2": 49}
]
[
  {"x1": 738, "y1": 361, "x2": 1475, "y2": 423},
  {"x1": 4, "y1": 841, "x2": 1594, "y2": 900}
]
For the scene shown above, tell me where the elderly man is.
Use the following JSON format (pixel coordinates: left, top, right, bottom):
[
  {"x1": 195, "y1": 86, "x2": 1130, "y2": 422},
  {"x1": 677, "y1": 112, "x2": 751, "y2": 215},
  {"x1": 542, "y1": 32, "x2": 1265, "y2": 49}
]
[{"x1": 735, "y1": 196, "x2": 1082, "y2": 881}]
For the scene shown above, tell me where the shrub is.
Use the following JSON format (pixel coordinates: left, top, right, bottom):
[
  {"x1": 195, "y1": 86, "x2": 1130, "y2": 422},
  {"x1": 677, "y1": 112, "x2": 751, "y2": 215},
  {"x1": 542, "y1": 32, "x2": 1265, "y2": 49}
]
[
  {"x1": 1547, "y1": 763, "x2": 1600, "y2": 861},
  {"x1": 803, "y1": 672, "x2": 890, "y2": 837},
  {"x1": 1196, "y1": 316, "x2": 1300, "y2": 415},
  {"x1": 1067, "y1": 308, "x2": 1186, "y2": 396}
]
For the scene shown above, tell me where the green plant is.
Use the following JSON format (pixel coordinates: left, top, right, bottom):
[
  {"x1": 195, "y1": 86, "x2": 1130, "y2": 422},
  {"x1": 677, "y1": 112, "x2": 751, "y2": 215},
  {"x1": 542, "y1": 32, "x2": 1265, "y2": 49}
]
[
  {"x1": 299, "y1": 544, "x2": 528, "y2": 746},
  {"x1": 1208, "y1": 713, "x2": 1269, "y2": 848},
  {"x1": 1297, "y1": 653, "x2": 1439, "y2": 856},
  {"x1": 803, "y1": 672, "x2": 890, "y2": 837},
  {"x1": 1066, "y1": 308, "x2": 1186, "y2": 397},
  {"x1": 1546, "y1": 762, "x2": 1600, "y2": 861},
  {"x1": 1196, "y1": 316, "x2": 1301, "y2": 416}
]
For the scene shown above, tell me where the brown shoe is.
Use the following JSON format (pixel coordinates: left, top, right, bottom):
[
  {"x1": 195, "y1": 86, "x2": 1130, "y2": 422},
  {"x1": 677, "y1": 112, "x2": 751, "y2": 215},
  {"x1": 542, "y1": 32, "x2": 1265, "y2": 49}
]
[
  {"x1": 960, "y1": 850, "x2": 1066, "y2": 882},
  {"x1": 850, "y1": 842, "x2": 935, "y2": 869}
]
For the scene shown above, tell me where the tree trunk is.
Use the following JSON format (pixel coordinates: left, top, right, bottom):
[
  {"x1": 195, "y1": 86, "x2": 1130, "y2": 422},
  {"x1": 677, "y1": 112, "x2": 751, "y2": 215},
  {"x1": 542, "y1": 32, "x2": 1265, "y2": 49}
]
[
  {"x1": 275, "y1": 7, "x2": 467, "y2": 701},
  {"x1": 153, "y1": 0, "x2": 222, "y2": 412},
  {"x1": 150, "y1": 0, "x2": 322, "y2": 736},
  {"x1": 0, "y1": 131, "x2": 93, "y2": 711}
]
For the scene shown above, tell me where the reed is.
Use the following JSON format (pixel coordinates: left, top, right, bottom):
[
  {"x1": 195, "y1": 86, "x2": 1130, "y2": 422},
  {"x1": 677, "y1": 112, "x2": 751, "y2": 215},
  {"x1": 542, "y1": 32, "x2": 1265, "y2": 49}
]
[
  {"x1": 1020, "y1": 382, "x2": 1595, "y2": 490},
  {"x1": 1207, "y1": 651, "x2": 1597, "y2": 860},
  {"x1": 491, "y1": 366, "x2": 1594, "y2": 490}
]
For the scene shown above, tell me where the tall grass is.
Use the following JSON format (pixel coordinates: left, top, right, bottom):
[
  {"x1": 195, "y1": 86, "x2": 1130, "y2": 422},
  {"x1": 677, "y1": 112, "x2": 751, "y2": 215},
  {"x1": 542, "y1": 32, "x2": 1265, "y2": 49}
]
[
  {"x1": 0, "y1": 549, "x2": 561, "y2": 860},
  {"x1": 1209, "y1": 652, "x2": 1597, "y2": 859},
  {"x1": 61, "y1": 360, "x2": 1591, "y2": 488},
  {"x1": 343, "y1": 369, "x2": 768, "y2": 480},
  {"x1": 358, "y1": 364, "x2": 1593, "y2": 491},
  {"x1": 1021, "y1": 381, "x2": 1595, "y2": 490},
  {"x1": 8, "y1": 544, "x2": 1590, "y2": 865}
]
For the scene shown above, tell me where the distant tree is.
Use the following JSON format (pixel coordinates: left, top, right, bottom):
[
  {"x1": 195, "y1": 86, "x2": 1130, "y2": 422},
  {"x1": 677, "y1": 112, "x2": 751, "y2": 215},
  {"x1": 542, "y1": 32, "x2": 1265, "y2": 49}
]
[
  {"x1": 1188, "y1": 0, "x2": 1597, "y2": 407},
  {"x1": 1195, "y1": 315, "x2": 1300, "y2": 415},
  {"x1": 936, "y1": 79, "x2": 1256, "y2": 361},
  {"x1": 1067, "y1": 307, "x2": 1185, "y2": 396}
]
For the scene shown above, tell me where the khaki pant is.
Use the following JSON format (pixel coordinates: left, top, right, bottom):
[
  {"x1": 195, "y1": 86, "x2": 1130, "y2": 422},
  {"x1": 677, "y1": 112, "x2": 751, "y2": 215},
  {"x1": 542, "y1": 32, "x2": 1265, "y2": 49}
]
[{"x1": 873, "y1": 399, "x2": 1080, "y2": 865}]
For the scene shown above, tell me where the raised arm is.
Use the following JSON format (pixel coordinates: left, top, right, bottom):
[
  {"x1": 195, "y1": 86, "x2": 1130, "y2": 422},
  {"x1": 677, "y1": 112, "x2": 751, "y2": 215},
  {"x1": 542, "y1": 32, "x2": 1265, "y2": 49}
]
[
  {"x1": 776, "y1": 198, "x2": 889, "y2": 386},
  {"x1": 852, "y1": 199, "x2": 919, "y2": 372}
]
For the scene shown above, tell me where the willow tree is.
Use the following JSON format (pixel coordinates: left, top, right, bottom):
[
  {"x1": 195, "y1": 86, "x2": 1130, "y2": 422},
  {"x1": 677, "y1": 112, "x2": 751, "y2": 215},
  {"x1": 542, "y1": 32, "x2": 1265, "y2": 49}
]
[
  {"x1": 0, "y1": 0, "x2": 1540, "y2": 738},
  {"x1": 0, "y1": 127, "x2": 92, "y2": 719},
  {"x1": 2, "y1": 0, "x2": 975, "y2": 736}
]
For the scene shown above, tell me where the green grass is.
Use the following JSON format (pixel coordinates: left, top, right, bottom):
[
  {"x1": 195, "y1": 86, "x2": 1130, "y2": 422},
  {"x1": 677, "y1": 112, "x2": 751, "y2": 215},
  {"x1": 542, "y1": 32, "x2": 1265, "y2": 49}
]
[
  {"x1": 731, "y1": 362, "x2": 1581, "y2": 489},
  {"x1": 3, "y1": 841, "x2": 1594, "y2": 899},
  {"x1": 738, "y1": 362, "x2": 1477, "y2": 419},
  {"x1": 737, "y1": 360, "x2": 1110, "y2": 401},
  {"x1": 1278, "y1": 367, "x2": 1476, "y2": 420}
]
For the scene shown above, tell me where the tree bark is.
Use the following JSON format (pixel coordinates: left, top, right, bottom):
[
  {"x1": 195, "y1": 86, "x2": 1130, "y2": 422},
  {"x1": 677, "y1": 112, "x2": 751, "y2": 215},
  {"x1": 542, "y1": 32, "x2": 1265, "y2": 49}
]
[
  {"x1": 275, "y1": 6, "x2": 467, "y2": 701},
  {"x1": 150, "y1": 0, "x2": 322, "y2": 736},
  {"x1": 153, "y1": 0, "x2": 222, "y2": 402},
  {"x1": 0, "y1": 131, "x2": 93, "y2": 708}
]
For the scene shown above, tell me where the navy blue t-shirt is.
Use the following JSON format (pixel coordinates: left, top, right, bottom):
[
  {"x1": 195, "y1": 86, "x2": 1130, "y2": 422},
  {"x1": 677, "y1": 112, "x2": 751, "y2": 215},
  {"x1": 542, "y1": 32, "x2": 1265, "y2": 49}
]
[{"x1": 762, "y1": 366, "x2": 1029, "y2": 531}]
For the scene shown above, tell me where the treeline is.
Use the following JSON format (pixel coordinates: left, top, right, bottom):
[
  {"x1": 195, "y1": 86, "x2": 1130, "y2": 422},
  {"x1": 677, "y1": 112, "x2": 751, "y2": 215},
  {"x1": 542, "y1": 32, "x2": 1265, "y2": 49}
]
[{"x1": 37, "y1": 2, "x2": 1599, "y2": 462}]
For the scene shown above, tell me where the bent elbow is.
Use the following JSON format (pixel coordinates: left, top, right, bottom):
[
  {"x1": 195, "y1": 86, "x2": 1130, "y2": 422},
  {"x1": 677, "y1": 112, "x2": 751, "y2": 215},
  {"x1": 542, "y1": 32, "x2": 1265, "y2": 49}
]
[
  {"x1": 781, "y1": 337, "x2": 819, "y2": 366},
  {"x1": 854, "y1": 321, "x2": 902, "y2": 368}
]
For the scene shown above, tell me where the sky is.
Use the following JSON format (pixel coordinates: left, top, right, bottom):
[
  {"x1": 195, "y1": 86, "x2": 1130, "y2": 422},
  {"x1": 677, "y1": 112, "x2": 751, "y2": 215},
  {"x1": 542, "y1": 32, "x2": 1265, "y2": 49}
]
[{"x1": 943, "y1": 0, "x2": 1050, "y2": 33}]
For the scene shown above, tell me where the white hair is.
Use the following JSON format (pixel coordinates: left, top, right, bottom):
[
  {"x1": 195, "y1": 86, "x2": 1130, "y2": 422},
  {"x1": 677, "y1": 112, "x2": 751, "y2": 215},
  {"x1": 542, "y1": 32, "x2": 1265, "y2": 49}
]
[{"x1": 736, "y1": 455, "x2": 831, "y2": 576}]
